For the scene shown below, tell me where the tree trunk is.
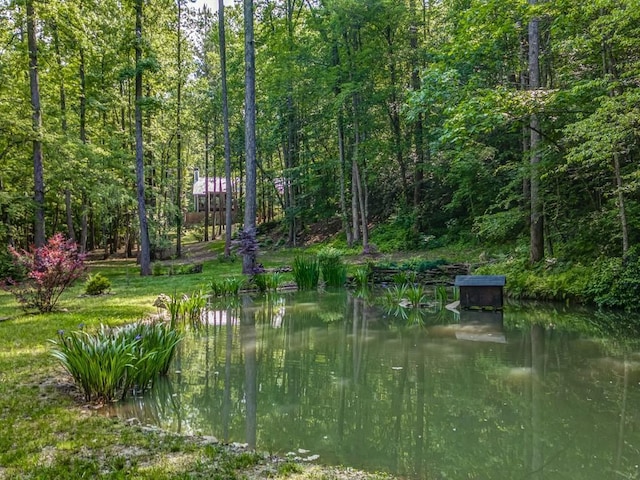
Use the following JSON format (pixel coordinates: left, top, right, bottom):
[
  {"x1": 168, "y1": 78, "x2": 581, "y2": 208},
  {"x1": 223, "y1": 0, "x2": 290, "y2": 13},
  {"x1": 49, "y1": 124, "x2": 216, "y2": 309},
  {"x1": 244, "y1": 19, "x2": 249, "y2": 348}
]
[
  {"x1": 26, "y1": 0, "x2": 45, "y2": 248},
  {"x1": 337, "y1": 111, "x2": 353, "y2": 246},
  {"x1": 614, "y1": 153, "x2": 629, "y2": 256},
  {"x1": 135, "y1": 0, "x2": 151, "y2": 275},
  {"x1": 219, "y1": 0, "x2": 233, "y2": 258},
  {"x1": 242, "y1": 0, "x2": 257, "y2": 274},
  {"x1": 528, "y1": 2, "x2": 544, "y2": 263},
  {"x1": 204, "y1": 128, "x2": 210, "y2": 242},
  {"x1": 175, "y1": 0, "x2": 183, "y2": 258},
  {"x1": 410, "y1": 0, "x2": 426, "y2": 210}
]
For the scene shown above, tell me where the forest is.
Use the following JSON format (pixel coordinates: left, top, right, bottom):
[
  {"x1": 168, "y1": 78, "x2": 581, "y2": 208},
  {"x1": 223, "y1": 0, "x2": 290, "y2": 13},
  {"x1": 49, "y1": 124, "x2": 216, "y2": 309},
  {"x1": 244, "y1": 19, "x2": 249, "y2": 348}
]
[{"x1": 1, "y1": 0, "x2": 639, "y2": 302}]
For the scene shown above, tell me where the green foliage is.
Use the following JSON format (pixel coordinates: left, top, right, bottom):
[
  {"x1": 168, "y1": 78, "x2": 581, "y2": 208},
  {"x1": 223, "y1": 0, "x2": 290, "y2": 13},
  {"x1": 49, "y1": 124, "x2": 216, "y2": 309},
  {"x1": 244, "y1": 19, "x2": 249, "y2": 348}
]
[
  {"x1": 475, "y1": 256, "x2": 591, "y2": 303},
  {"x1": 292, "y1": 256, "x2": 320, "y2": 290},
  {"x1": 472, "y1": 209, "x2": 524, "y2": 244},
  {"x1": 252, "y1": 272, "x2": 282, "y2": 293},
  {"x1": 405, "y1": 284, "x2": 428, "y2": 308},
  {"x1": 587, "y1": 247, "x2": 640, "y2": 310},
  {"x1": 352, "y1": 266, "x2": 371, "y2": 289},
  {"x1": 369, "y1": 213, "x2": 435, "y2": 252},
  {"x1": 49, "y1": 320, "x2": 183, "y2": 402},
  {"x1": 209, "y1": 276, "x2": 246, "y2": 297},
  {"x1": 0, "y1": 249, "x2": 25, "y2": 282},
  {"x1": 392, "y1": 270, "x2": 416, "y2": 286},
  {"x1": 85, "y1": 273, "x2": 111, "y2": 296},
  {"x1": 317, "y1": 247, "x2": 347, "y2": 288}
]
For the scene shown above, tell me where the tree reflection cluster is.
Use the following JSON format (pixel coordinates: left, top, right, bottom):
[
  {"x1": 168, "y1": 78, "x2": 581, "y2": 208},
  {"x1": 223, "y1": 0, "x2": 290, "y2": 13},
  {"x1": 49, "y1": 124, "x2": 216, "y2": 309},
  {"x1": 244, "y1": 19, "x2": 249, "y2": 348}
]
[{"x1": 107, "y1": 291, "x2": 640, "y2": 479}]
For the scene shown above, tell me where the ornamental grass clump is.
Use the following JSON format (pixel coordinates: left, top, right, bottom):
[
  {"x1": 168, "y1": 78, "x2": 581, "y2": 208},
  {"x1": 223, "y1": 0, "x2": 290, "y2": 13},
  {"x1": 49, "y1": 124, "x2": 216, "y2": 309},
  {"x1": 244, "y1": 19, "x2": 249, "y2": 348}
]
[
  {"x1": 253, "y1": 272, "x2": 282, "y2": 293},
  {"x1": 317, "y1": 247, "x2": 347, "y2": 288},
  {"x1": 209, "y1": 276, "x2": 246, "y2": 297},
  {"x1": 50, "y1": 321, "x2": 183, "y2": 402},
  {"x1": 292, "y1": 255, "x2": 320, "y2": 290}
]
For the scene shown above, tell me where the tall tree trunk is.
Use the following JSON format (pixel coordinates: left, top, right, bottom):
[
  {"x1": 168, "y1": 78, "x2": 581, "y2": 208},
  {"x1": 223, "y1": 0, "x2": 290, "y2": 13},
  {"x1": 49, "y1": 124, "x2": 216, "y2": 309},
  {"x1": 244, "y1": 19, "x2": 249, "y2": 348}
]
[
  {"x1": 53, "y1": 22, "x2": 77, "y2": 243},
  {"x1": 175, "y1": 0, "x2": 183, "y2": 258},
  {"x1": 219, "y1": 0, "x2": 233, "y2": 258},
  {"x1": 528, "y1": 1, "x2": 544, "y2": 263},
  {"x1": 384, "y1": 26, "x2": 408, "y2": 204},
  {"x1": 204, "y1": 129, "x2": 210, "y2": 242},
  {"x1": 337, "y1": 111, "x2": 353, "y2": 246},
  {"x1": 242, "y1": 0, "x2": 257, "y2": 274},
  {"x1": 352, "y1": 94, "x2": 368, "y2": 251},
  {"x1": 26, "y1": 0, "x2": 45, "y2": 248},
  {"x1": 135, "y1": 0, "x2": 151, "y2": 275},
  {"x1": 410, "y1": 0, "x2": 426, "y2": 211},
  {"x1": 602, "y1": 37, "x2": 630, "y2": 257}
]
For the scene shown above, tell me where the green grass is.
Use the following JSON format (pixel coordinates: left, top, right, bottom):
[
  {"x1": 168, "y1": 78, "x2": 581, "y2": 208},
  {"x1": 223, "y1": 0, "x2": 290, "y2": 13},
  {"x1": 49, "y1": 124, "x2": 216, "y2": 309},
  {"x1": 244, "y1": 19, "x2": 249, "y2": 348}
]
[{"x1": 0, "y1": 240, "x2": 396, "y2": 480}]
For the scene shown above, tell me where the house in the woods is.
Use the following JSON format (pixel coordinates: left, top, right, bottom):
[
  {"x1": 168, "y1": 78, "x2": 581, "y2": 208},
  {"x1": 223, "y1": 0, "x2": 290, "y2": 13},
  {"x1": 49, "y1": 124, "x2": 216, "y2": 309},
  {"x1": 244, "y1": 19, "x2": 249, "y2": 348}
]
[{"x1": 185, "y1": 168, "x2": 238, "y2": 226}]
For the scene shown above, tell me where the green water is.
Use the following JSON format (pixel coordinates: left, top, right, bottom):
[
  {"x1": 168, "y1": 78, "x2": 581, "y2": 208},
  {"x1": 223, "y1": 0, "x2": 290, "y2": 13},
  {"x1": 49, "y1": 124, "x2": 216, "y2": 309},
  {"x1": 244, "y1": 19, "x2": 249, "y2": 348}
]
[{"x1": 107, "y1": 290, "x2": 640, "y2": 479}]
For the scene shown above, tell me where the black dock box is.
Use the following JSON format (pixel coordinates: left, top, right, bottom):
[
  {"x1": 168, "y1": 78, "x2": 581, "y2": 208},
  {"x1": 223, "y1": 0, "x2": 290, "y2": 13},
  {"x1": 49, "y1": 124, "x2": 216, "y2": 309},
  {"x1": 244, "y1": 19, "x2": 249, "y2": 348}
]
[{"x1": 454, "y1": 275, "x2": 506, "y2": 309}]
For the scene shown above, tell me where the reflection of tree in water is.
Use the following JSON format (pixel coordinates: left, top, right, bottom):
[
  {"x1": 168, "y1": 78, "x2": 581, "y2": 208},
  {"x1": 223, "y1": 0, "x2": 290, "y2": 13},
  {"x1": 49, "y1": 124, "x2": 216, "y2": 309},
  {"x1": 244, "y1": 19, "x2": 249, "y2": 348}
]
[{"x1": 107, "y1": 293, "x2": 640, "y2": 479}]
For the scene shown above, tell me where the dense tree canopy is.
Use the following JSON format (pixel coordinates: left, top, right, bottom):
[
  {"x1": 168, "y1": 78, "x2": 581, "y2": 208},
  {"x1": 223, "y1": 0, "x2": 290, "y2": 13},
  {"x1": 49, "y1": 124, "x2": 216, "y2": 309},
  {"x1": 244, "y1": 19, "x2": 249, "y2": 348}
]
[{"x1": 1, "y1": 0, "x2": 639, "y2": 268}]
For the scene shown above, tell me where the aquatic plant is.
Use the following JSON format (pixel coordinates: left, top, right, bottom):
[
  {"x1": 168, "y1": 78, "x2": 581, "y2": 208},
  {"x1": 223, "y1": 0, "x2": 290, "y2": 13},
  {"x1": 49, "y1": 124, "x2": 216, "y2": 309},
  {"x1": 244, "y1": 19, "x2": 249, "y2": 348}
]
[
  {"x1": 253, "y1": 272, "x2": 282, "y2": 293},
  {"x1": 392, "y1": 270, "x2": 416, "y2": 286},
  {"x1": 180, "y1": 290, "x2": 208, "y2": 327},
  {"x1": 292, "y1": 255, "x2": 320, "y2": 290},
  {"x1": 209, "y1": 276, "x2": 246, "y2": 296},
  {"x1": 405, "y1": 284, "x2": 428, "y2": 308},
  {"x1": 352, "y1": 266, "x2": 371, "y2": 289},
  {"x1": 317, "y1": 247, "x2": 347, "y2": 288},
  {"x1": 50, "y1": 320, "x2": 182, "y2": 402}
]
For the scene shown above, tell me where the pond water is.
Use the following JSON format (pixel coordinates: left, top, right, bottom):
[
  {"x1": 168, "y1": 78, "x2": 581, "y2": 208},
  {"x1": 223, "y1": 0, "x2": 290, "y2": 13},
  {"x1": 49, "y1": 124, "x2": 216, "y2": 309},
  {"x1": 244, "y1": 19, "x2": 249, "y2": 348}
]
[{"x1": 106, "y1": 290, "x2": 640, "y2": 479}]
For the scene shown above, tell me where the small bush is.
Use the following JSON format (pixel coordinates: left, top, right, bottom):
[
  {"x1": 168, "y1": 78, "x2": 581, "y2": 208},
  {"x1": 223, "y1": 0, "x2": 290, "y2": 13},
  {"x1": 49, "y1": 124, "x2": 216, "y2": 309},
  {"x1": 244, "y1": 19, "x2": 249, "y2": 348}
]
[
  {"x1": 85, "y1": 273, "x2": 111, "y2": 295},
  {"x1": 587, "y1": 248, "x2": 640, "y2": 309},
  {"x1": 152, "y1": 262, "x2": 166, "y2": 276},
  {"x1": 0, "y1": 249, "x2": 25, "y2": 282}
]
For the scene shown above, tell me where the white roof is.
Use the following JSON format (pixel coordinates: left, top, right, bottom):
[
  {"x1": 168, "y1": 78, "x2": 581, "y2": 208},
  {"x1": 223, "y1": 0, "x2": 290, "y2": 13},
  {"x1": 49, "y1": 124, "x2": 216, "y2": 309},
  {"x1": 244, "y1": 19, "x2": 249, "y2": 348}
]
[{"x1": 193, "y1": 177, "x2": 231, "y2": 195}]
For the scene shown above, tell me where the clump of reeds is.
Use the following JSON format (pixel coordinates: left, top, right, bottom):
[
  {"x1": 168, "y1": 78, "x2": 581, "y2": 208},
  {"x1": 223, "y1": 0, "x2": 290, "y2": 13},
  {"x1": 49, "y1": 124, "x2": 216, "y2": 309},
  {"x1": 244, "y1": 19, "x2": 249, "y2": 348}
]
[
  {"x1": 317, "y1": 247, "x2": 347, "y2": 288},
  {"x1": 292, "y1": 255, "x2": 320, "y2": 290},
  {"x1": 209, "y1": 276, "x2": 246, "y2": 297},
  {"x1": 253, "y1": 272, "x2": 282, "y2": 293},
  {"x1": 50, "y1": 320, "x2": 183, "y2": 403}
]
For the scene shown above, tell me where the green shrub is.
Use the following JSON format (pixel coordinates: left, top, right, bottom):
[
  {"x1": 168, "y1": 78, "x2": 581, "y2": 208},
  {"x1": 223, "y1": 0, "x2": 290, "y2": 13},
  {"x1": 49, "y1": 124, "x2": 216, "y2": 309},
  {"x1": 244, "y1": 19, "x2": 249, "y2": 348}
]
[
  {"x1": 587, "y1": 248, "x2": 640, "y2": 309},
  {"x1": 317, "y1": 247, "x2": 347, "y2": 288},
  {"x1": 292, "y1": 255, "x2": 320, "y2": 290},
  {"x1": 85, "y1": 273, "x2": 111, "y2": 295},
  {"x1": 0, "y1": 249, "x2": 25, "y2": 282},
  {"x1": 152, "y1": 262, "x2": 166, "y2": 276}
]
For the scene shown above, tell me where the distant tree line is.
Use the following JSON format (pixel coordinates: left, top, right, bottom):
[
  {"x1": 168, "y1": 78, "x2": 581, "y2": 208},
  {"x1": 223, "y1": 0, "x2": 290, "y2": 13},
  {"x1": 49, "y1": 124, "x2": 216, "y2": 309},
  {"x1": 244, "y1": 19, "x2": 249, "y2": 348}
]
[{"x1": 1, "y1": 0, "x2": 639, "y2": 270}]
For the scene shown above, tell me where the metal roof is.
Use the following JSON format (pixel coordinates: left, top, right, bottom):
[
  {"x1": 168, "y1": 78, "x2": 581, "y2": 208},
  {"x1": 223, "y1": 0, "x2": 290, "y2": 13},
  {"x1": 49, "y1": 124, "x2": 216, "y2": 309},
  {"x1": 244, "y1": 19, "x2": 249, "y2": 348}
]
[
  {"x1": 454, "y1": 275, "x2": 506, "y2": 287},
  {"x1": 193, "y1": 177, "x2": 230, "y2": 196}
]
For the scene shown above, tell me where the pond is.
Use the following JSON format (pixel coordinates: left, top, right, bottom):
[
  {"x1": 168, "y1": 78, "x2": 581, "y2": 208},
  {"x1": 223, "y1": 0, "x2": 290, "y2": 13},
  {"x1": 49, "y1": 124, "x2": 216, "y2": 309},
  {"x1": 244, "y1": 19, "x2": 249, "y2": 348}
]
[{"x1": 106, "y1": 290, "x2": 640, "y2": 479}]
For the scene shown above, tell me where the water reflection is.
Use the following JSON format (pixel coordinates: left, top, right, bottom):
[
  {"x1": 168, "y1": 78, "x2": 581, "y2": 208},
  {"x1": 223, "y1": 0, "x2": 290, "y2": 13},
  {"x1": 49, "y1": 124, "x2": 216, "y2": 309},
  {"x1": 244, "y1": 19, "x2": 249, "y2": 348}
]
[{"x1": 105, "y1": 291, "x2": 640, "y2": 479}]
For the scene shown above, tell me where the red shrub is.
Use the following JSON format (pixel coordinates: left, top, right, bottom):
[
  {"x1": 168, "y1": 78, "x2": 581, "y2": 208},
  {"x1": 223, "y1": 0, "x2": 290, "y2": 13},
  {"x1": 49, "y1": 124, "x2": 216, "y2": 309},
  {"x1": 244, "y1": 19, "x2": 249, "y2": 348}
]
[{"x1": 3, "y1": 234, "x2": 87, "y2": 313}]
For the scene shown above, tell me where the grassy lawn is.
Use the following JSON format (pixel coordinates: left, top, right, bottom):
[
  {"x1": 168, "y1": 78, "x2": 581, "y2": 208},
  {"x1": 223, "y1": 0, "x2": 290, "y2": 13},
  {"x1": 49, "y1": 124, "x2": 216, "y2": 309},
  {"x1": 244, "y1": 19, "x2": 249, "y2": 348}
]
[{"x1": 0, "y1": 240, "x2": 398, "y2": 479}]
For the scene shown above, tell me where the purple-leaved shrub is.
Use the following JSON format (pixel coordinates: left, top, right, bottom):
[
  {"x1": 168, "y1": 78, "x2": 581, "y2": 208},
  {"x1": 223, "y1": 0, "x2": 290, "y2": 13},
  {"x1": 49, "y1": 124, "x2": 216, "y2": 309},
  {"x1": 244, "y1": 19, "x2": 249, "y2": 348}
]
[{"x1": 2, "y1": 233, "x2": 87, "y2": 313}]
